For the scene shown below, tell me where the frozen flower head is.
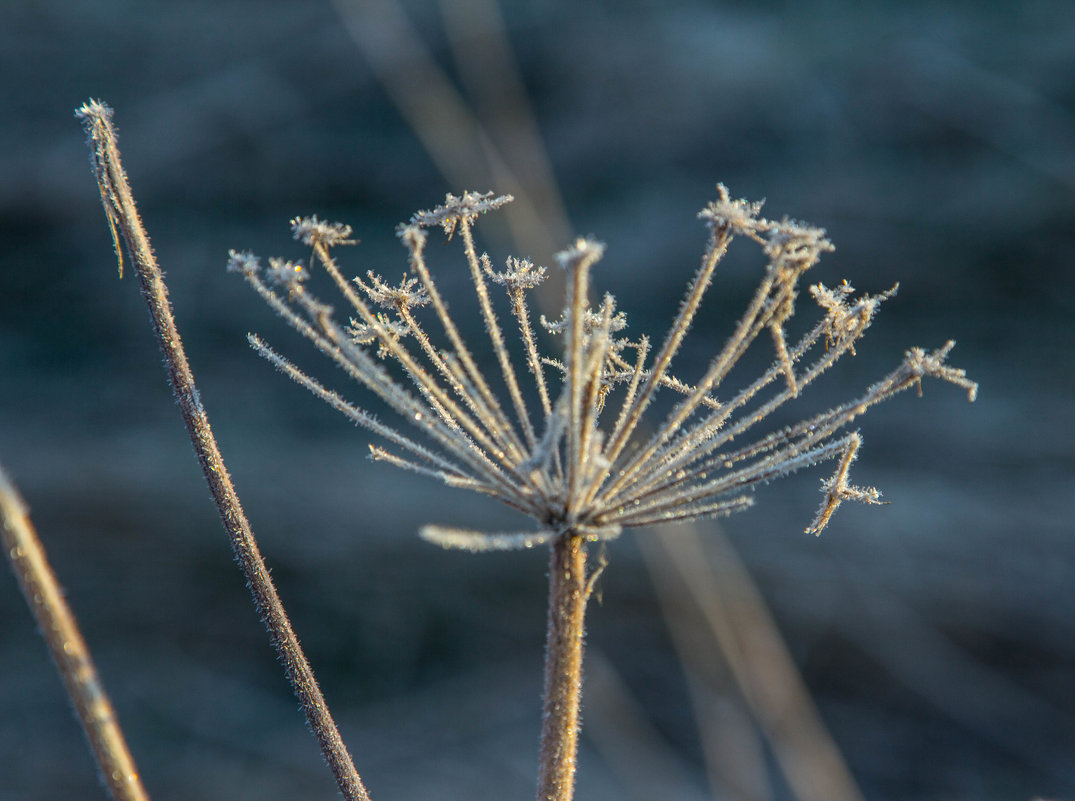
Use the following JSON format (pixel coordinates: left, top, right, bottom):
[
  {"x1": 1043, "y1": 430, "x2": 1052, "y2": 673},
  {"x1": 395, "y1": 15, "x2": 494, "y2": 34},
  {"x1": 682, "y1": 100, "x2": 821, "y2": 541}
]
[{"x1": 231, "y1": 186, "x2": 977, "y2": 550}]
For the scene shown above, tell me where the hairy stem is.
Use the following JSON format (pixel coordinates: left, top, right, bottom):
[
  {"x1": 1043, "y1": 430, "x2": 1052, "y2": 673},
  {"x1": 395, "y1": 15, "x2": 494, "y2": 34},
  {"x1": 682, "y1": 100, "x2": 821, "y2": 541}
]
[
  {"x1": 538, "y1": 532, "x2": 589, "y2": 801},
  {"x1": 0, "y1": 464, "x2": 152, "y2": 801},
  {"x1": 76, "y1": 100, "x2": 371, "y2": 801}
]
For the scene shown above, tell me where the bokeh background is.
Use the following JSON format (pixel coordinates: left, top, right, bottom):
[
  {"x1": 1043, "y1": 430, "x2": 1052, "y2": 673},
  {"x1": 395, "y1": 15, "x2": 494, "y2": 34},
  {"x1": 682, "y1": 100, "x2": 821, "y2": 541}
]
[{"x1": 1, "y1": 1, "x2": 1072, "y2": 799}]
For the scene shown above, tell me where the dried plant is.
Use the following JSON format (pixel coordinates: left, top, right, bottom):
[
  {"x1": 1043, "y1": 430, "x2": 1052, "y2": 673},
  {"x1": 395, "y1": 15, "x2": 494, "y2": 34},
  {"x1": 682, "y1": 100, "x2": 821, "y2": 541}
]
[
  {"x1": 229, "y1": 187, "x2": 977, "y2": 801},
  {"x1": 2, "y1": 96, "x2": 974, "y2": 801}
]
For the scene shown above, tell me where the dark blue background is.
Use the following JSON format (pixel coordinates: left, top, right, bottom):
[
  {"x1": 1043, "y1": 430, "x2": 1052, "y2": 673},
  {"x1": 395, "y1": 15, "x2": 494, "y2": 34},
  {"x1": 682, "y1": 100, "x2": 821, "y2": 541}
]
[{"x1": 1, "y1": 2, "x2": 1072, "y2": 799}]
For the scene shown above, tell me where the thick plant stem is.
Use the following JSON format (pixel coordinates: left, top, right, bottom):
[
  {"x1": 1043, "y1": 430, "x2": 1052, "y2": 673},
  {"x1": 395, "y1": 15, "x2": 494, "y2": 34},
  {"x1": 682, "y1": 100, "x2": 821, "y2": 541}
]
[
  {"x1": 75, "y1": 100, "x2": 371, "y2": 801},
  {"x1": 0, "y1": 464, "x2": 152, "y2": 801},
  {"x1": 537, "y1": 532, "x2": 589, "y2": 801}
]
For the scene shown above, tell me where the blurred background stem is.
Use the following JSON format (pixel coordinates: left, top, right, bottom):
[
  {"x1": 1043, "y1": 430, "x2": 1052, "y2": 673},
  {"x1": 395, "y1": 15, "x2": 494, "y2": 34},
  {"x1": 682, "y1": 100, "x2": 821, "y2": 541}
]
[{"x1": 0, "y1": 463, "x2": 152, "y2": 801}]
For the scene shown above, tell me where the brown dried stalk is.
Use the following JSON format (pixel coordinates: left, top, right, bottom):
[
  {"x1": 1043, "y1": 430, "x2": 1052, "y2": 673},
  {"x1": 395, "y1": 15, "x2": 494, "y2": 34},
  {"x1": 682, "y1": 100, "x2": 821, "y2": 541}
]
[{"x1": 75, "y1": 100, "x2": 370, "y2": 801}]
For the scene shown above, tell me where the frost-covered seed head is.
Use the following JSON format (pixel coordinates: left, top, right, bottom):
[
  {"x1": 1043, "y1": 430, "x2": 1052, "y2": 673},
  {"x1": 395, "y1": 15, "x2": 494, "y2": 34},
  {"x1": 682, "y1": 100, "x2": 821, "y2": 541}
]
[{"x1": 230, "y1": 186, "x2": 977, "y2": 548}]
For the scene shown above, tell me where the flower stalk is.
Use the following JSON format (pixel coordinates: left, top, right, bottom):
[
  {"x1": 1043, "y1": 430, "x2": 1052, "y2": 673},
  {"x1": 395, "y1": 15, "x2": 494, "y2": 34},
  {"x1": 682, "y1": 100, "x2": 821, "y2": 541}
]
[
  {"x1": 230, "y1": 186, "x2": 975, "y2": 801},
  {"x1": 538, "y1": 532, "x2": 589, "y2": 801}
]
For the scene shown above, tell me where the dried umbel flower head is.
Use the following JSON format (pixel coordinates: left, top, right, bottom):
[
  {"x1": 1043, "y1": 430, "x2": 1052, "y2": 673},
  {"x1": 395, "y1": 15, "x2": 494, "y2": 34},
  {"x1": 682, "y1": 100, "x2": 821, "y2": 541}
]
[{"x1": 228, "y1": 186, "x2": 977, "y2": 549}]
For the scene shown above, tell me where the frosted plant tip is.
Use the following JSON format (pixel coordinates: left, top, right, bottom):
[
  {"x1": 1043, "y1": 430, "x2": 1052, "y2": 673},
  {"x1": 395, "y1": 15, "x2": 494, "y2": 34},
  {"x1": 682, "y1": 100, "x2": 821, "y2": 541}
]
[
  {"x1": 75, "y1": 99, "x2": 113, "y2": 122},
  {"x1": 290, "y1": 216, "x2": 356, "y2": 248},
  {"x1": 226, "y1": 250, "x2": 260, "y2": 276},
  {"x1": 555, "y1": 237, "x2": 606, "y2": 270},
  {"x1": 266, "y1": 258, "x2": 309, "y2": 287},
  {"x1": 408, "y1": 191, "x2": 514, "y2": 237},
  {"x1": 698, "y1": 183, "x2": 766, "y2": 239}
]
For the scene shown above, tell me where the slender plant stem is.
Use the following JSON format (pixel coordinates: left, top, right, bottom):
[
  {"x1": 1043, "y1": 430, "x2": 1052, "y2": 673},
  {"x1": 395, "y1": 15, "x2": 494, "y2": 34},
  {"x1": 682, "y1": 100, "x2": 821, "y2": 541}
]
[
  {"x1": 537, "y1": 531, "x2": 589, "y2": 801},
  {"x1": 75, "y1": 100, "x2": 371, "y2": 801},
  {"x1": 0, "y1": 464, "x2": 152, "y2": 801}
]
